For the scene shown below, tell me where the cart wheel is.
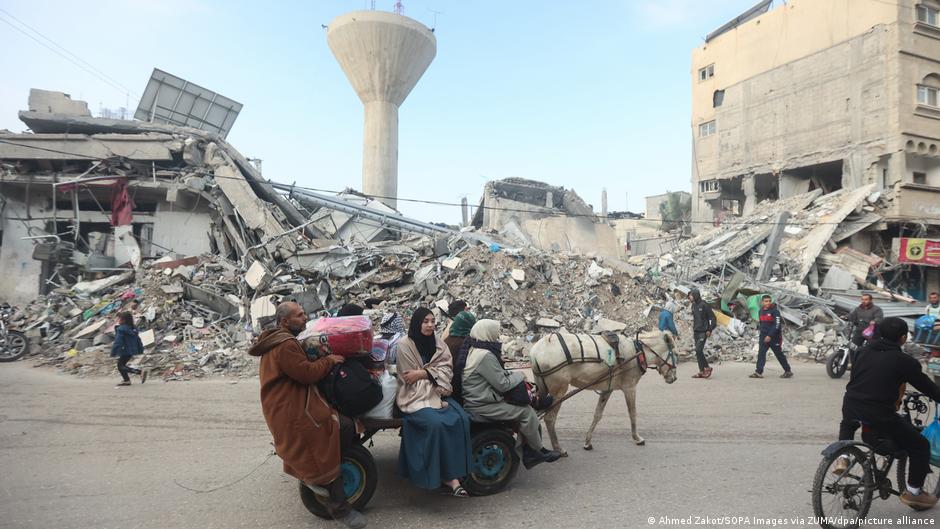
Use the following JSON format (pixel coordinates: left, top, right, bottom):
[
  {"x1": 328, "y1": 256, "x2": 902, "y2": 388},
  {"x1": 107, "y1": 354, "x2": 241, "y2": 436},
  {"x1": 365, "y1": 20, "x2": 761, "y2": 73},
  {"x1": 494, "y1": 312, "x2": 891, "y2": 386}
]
[
  {"x1": 299, "y1": 444, "x2": 377, "y2": 519},
  {"x1": 464, "y1": 427, "x2": 519, "y2": 496}
]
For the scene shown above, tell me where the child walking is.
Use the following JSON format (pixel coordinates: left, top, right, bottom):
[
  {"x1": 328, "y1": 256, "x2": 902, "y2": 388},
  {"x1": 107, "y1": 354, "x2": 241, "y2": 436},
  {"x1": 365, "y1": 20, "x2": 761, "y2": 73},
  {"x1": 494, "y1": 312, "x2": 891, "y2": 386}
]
[{"x1": 111, "y1": 311, "x2": 147, "y2": 387}]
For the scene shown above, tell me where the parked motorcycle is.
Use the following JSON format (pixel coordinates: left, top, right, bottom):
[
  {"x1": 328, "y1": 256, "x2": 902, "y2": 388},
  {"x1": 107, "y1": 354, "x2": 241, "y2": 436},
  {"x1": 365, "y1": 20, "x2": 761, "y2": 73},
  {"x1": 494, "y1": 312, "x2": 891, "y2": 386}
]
[{"x1": 0, "y1": 304, "x2": 28, "y2": 362}]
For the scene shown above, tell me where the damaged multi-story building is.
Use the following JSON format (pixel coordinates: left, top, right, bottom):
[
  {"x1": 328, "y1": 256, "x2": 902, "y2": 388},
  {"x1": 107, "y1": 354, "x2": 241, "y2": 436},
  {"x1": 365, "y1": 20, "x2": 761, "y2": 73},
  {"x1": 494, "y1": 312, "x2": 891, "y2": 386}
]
[
  {"x1": 691, "y1": 0, "x2": 940, "y2": 229},
  {"x1": 0, "y1": 89, "x2": 449, "y2": 306}
]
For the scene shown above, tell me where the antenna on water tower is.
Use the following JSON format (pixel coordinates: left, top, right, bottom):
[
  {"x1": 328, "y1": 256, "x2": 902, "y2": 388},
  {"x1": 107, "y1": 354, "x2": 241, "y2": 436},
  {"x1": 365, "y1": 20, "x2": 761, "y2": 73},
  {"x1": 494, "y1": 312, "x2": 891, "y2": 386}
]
[{"x1": 394, "y1": 1, "x2": 404, "y2": 15}]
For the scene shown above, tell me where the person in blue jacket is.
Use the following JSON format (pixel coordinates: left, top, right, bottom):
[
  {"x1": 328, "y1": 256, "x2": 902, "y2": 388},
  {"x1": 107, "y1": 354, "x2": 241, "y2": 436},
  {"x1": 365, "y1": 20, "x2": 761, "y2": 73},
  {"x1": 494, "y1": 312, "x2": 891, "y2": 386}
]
[
  {"x1": 658, "y1": 300, "x2": 679, "y2": 338},
  {"x1": 750, "y1": 295, "x2": 793, "y2": 379},
  {"x1": 111, "y1": 311, "x2": 147, "y2": 387}
]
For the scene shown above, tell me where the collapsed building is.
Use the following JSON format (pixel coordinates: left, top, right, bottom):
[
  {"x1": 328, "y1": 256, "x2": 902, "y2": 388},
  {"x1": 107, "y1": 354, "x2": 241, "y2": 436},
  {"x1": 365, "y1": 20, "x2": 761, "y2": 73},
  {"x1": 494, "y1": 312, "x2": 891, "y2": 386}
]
[
  {"x1": 471, "y1": 178, "x2": 623, "y2": 258},
  {"x1": 0, "y1": 89, "x2": 672, "y2": 379}
]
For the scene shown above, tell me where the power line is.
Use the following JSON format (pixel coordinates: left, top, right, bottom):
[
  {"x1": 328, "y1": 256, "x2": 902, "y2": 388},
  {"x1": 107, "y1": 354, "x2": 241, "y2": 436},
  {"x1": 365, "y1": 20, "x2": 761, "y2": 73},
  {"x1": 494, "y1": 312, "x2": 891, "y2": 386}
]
[
  {"x1": 0, "y1": 138, "x2": 921, "y2": 227},
  {"x1": 0, "y1": 9, "x2": 138, "y2": 99}
]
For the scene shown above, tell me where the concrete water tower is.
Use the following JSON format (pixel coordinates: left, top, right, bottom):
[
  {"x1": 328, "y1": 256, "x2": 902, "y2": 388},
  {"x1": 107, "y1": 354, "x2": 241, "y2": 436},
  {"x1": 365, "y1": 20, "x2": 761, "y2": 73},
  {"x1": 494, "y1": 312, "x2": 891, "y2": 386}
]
[{"x1": 327, "y1": 10, "x2": 436, "y2": 210}]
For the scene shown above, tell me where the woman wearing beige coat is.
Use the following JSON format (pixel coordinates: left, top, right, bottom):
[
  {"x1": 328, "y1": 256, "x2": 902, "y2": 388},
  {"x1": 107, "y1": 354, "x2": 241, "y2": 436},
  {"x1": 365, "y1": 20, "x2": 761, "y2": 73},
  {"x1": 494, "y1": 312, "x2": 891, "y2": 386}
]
[{"x1": 395, "y1": 307, "x2": 472, "y2": 497}]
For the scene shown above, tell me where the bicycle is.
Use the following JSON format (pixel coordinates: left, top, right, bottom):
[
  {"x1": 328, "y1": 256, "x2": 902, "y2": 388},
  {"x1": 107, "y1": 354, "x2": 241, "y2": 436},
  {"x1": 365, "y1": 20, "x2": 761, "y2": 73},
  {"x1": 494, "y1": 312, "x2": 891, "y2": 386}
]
[{"x1": 811, "y1": 392, "x2": 939, "y2": 529}]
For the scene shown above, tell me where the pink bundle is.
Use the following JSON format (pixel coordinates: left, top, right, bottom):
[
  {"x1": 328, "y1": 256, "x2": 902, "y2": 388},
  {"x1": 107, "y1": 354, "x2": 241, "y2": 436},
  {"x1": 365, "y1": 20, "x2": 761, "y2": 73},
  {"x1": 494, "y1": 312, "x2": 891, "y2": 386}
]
[{"x1": 305, "y1": 316, "x2": 374, "y2": 357}]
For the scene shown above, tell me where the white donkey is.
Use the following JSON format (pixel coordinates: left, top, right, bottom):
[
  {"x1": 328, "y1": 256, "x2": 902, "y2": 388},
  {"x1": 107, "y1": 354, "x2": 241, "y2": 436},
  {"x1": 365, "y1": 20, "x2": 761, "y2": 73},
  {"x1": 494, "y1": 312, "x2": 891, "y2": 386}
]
[{"x1": 530, "y1": 330, "x2": 678, "y2": 455}]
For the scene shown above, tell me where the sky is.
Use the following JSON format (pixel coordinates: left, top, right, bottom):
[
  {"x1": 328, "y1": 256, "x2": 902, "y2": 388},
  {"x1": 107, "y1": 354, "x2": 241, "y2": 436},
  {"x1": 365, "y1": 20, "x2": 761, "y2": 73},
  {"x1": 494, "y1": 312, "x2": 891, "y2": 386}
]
[{"x1": 0, "y1": 0, "x2": 754, "y2": 223}]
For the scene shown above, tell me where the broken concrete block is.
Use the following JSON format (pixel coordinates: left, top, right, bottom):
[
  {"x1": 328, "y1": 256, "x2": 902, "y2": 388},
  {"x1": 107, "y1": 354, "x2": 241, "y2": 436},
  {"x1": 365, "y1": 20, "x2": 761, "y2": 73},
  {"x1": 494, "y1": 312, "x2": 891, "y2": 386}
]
[
  {"x1": 442, "y1": 257, "x2": 462, "y2": 270},
  {"x1": 172, "y1": 265, "x2": 194, "y2": 279},
  {"x1": 507, "y1": 278, "x2": 519, "y2": 291},
  {"x1": 433, "y1": 238, "x2": 450, "y2": 257},
  {"x1": 793, "y1": 344, "x2": 810, "y2": 355},
  {"x1": 820, "y1": 266, "x2": 856, "y2": 290},
  {"x1": 72, "y1": 271, "x2": 135, "y2": 295},
  {"x1": 152, "y1": 256, "x2": 200, "y2": 270},
  {"x1": 139, "y1": 329, "x2": 156, "y2": 348},
  {"x1": 251, "y1": 295, "x2": 277, "y2": 330},
  {"x1": 536, "y1": 318, "x2": 561, "y2": 328},
  {"x1": 511, "y1": 269, "x2": 525, "y2": 282},
  {"x1": 161, "y1": 283, "x2": 184, "y2": 295},
  {"x1": 75, "y1": 318, "x2": 110, "y2": 339},
  {"x1": 510, "y1": 318, "x2": 527, "y2": 333},
  {"x1": 245, "y1": 260, "x2": 271, "y2": 290},
  {"x1": 588, "y1": 261, "x2": 613, "y2": 280}
]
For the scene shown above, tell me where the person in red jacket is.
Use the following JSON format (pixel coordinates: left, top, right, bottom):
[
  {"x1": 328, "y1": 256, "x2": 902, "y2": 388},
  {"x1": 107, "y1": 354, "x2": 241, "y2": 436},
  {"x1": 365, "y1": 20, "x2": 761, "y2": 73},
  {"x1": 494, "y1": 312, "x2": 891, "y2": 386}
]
[{"x1": 750, "y1": 295, "x2": 793, "y2": 379}]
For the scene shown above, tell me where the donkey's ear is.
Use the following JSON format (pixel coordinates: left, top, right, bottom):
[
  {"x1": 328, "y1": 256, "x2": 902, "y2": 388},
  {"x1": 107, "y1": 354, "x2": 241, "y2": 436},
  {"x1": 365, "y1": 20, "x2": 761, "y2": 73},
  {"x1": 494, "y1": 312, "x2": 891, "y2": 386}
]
[{"x1": 663, "y1": 332, "x2": 674, "y2": 349}]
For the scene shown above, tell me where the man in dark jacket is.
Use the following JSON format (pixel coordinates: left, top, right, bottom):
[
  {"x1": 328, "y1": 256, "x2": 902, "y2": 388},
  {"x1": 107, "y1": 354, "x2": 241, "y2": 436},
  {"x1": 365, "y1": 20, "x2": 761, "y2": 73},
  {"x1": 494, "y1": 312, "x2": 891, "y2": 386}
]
[
  {"x1": 835, "y1": 317, "x2": 940, "y2": 510},
  {"x1": 846, "y1": 294, "x2": 884, "y2": 348},
  {"x1": 750, "y1": 295, "x2": 793, "y2": 379},
  {"x1": 688, "y1": 289, "x2": 717, "y2": 379}
]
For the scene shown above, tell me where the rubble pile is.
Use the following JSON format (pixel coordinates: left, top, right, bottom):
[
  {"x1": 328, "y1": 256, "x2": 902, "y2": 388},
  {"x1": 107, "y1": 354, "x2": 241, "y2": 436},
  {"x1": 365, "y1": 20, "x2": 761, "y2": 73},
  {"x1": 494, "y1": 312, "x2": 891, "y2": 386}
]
[
  {"x1": 341, "y1": 243, "x2": 662, "y2": 359},
  {"x1": 640, "y1": 184, "x2": 928, "y2": 362},
  {"x1": 12, "y1": 233, "x2": 683, "y2": 379},
  {"x1": 19, "y1": 255, "x2": 255, "y2": 379}
]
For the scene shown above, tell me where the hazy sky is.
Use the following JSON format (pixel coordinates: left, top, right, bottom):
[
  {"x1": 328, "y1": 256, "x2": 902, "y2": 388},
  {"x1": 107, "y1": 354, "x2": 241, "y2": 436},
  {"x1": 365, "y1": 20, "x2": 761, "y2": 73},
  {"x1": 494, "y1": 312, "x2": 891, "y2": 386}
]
[{"x1": 0, "y1": 0, "x2": 753, "y2": 223}]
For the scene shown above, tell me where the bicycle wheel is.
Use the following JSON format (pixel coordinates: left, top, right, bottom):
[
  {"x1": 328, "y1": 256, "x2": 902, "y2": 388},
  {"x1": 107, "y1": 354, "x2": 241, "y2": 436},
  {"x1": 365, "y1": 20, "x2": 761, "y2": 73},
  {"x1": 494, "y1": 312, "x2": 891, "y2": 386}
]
[
  {"x1": 812, "y1": 445, "x2": 873, "y2": 529},
  {"x1": 896, "y1": 456, "x2": 940, "y2": 506}
]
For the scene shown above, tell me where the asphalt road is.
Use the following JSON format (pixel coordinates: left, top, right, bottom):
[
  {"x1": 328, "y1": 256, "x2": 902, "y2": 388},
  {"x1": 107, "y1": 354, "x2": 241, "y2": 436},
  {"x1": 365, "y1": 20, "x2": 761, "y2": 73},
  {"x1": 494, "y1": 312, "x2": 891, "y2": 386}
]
[{"x1": 1, "y1": 360, "x2": 937, "y2": 529}]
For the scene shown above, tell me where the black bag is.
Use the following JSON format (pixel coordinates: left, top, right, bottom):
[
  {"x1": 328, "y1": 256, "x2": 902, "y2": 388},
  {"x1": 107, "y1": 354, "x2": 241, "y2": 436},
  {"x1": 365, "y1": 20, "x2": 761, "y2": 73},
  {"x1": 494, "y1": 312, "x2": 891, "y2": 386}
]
[
  {"x1": 503, "y1": 381, "x2": 533, "y2": 406},
  {"x1": 319, "y1": 358, "x2": 383, "y2": 417}
]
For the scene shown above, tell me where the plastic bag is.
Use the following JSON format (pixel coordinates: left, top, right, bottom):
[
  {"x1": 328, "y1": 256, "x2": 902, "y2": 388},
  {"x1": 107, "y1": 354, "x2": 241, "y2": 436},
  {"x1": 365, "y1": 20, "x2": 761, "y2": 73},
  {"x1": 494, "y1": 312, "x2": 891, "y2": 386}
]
[
  {"x1": 922, "y1": 407, "x2": 940, "y2": 468},
  {"x1": 362, "y1": 370, "x2": 398, "y2": 420},
  {"x1": 861, "y1": 323, "x2": 876, "y2": 340}
]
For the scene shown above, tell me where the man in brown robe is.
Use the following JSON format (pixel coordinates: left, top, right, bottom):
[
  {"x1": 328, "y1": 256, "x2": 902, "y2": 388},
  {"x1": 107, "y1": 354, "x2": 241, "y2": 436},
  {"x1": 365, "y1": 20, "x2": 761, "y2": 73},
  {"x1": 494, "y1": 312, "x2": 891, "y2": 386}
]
[{"x1": 249, "y1": 302, "x2": 366, "y2": 528}]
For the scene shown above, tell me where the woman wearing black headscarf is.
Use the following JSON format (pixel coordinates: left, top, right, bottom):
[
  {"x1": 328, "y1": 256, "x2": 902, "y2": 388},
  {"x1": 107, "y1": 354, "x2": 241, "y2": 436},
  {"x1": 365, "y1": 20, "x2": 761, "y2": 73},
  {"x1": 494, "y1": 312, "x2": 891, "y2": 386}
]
[{"x1": 395, "y1": 307, "x2": 472, "y2": 497}]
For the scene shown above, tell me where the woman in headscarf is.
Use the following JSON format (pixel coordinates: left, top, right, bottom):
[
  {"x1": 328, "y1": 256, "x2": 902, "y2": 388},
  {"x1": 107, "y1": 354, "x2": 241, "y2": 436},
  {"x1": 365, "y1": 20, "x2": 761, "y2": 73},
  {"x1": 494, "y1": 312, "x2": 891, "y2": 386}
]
[
  {"x1": 379, "y1": 312, "x2": 406, "y2": 365},
  {"x1": 395, "y1": 307, "x2": 472, "y2": 497},
  {"x1": 460, "y1": 320, "x2": 561, "y2": 470}
]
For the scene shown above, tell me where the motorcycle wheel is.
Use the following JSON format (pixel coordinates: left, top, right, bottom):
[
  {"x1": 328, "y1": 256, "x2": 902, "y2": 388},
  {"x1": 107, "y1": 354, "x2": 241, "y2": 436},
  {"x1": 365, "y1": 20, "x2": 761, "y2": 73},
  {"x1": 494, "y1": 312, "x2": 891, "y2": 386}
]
[
  {"x1": 0, "y1": 331, "x2": 29, "y2": 362},
  {"x1": 826, "y1": 350, "x2": 847, "y2": 379}
]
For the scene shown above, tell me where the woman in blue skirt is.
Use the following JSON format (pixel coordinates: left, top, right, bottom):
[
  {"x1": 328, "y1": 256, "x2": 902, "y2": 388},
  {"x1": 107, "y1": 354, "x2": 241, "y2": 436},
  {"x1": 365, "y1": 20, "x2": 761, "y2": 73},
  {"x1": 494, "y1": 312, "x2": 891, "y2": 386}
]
[{"x1": 395, "y1": 307, "x2": 472, "y2": 497}]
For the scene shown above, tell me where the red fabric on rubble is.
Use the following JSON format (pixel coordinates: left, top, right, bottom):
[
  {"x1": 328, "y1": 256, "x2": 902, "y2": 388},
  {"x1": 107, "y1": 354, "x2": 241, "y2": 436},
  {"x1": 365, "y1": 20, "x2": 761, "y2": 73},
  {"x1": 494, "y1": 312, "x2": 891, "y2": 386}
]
[{"x1": 110, "y1": 178, "x2": 134, "y2": 226}]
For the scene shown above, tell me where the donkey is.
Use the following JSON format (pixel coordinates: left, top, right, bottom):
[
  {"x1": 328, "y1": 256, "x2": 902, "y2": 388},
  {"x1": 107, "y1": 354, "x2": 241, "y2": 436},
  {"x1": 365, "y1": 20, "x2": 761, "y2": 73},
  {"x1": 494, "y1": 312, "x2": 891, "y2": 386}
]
[{"x1": 530, "y1": 330, "x2": 677, "y2": 455}]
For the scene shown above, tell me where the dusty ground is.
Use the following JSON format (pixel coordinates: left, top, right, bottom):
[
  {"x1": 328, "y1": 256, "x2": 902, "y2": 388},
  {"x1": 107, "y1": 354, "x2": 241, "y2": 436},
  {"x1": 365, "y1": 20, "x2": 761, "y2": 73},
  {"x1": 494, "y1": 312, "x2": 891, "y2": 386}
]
[{"x1": 1, "y1": 360, "x2": 937, "y2": 529}]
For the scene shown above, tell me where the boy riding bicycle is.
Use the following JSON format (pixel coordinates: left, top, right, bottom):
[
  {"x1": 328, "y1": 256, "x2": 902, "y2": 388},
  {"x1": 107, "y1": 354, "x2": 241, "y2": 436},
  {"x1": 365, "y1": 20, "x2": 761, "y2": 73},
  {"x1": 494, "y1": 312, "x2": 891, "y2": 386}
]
[{"x1": 835, "y1": 317, "x2": 940, "y2": 510}]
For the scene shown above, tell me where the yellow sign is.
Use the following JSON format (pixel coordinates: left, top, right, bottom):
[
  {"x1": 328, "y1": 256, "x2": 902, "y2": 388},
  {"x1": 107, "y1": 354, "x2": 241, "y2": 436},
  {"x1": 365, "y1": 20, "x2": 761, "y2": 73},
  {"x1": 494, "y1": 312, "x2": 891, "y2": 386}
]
[{"x1": 905, "y1": 238, "x2": 926, "y2": 262}]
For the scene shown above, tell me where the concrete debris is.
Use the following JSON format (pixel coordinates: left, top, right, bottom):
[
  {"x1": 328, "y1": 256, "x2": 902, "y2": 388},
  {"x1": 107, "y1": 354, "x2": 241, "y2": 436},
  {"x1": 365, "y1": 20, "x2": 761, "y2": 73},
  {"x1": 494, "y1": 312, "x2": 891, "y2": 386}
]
[{"x1": 4, "y1": 89, "x2": 938, "y2": 380}]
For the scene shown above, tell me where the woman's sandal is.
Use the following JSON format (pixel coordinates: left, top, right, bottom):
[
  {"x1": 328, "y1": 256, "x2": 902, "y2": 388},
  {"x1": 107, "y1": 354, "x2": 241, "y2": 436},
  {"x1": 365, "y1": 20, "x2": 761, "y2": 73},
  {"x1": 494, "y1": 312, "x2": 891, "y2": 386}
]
[
  {"x1": 440, "y1": 484, "x2": 469, "y2": 497},
  {"x1": 450, "y1": 485, "x2": 469, "y2": 498}
]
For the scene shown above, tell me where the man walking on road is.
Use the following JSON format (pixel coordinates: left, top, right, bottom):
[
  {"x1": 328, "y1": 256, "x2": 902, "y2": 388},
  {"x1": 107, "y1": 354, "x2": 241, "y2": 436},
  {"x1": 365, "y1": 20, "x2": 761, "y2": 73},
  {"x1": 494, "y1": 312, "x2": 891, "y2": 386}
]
[
  {"x1": 689, "y1": 289, "x2": 716, "y2": 379},
  {"x1": 750, "y1": 295, "x2": 793, "y2": 379}
]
